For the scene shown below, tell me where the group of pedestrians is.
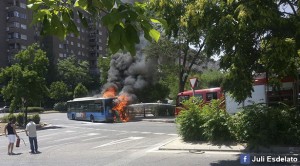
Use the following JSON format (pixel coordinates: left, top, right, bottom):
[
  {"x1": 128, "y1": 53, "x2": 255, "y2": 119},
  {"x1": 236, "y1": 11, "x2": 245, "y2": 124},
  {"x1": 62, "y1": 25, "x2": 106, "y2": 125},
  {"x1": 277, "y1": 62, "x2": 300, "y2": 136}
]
[{"x1": 3, "y1": 118, "x2": 39, "y2": 155}]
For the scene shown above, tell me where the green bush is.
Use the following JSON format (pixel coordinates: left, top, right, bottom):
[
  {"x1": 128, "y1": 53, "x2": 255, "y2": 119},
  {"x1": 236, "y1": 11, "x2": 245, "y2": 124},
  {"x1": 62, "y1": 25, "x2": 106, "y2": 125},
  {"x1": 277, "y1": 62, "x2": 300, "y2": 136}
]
[
  {"x1": 0, "y1": 114, "x2": 16, "y2": 123},
  {"x1": 231, "y1": 103, "x2": 300, "y2": 148},
  {"x1": 27, "y1": 107, "x2": 44, "y2": 113},
  {"x1": 29, "y1": 113, "x2": 40, "y2": 124},
  {"x1": 53, "y1": 102, "x2": 67, "y2": 112},
  {"x1": 201, "y1": 100, "x2": 235, "y2": 143},
  {"x1": 16, "y1": 113, "x2": 25, "y2": 126},
  {"x1": 176, "y1": 98, "x2": 206, "y2": 141}
]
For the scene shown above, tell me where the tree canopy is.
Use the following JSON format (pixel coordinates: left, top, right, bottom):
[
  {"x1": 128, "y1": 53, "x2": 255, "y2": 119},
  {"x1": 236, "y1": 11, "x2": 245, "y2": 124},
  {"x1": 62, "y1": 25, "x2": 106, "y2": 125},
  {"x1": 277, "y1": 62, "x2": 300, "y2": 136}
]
[
  {"x1": 0, "y1": 44, "x2": 49, "y2": 119},
  {"x1": 49, "y1": 81, "x2": 70, "y2": 102},
  {"x1": 149, "y1": 0, "x2": 212, "y2": 93},
  {"x1": 73, "y1": 83, "x2": 88, "y2": 98},
  {"x1": 27, "y1": 0, "x2": 163, "y2": 55},
  {"x1": 151, "y1": 0, "x2": 300, "y2": 102},
  {"x1": 57, "y1": 56, "x2": 90, "y2": 90}
]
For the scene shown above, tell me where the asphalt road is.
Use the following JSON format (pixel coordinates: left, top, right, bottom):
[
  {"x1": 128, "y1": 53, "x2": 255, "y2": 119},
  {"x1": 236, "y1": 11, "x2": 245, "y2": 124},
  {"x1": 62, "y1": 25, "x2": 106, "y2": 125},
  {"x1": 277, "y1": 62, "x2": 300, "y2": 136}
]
[{"x1": 0, "y1": 113, "x2": 242, "y2": 166}]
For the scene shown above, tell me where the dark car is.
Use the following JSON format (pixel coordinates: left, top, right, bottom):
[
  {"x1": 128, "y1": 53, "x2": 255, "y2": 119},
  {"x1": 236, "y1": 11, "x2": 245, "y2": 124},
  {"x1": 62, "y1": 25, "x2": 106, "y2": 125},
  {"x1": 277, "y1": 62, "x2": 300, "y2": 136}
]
[{"x1": 0, "y1": 106, "x2": 9, "y2": 113}]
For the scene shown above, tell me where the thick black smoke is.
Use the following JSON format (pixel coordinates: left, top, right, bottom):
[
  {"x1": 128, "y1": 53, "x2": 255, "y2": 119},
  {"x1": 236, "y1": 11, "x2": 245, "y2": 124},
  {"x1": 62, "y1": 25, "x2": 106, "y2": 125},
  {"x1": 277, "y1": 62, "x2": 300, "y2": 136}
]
[{"x1": 101, "y1": 39, "x2": 158, "y2": 104}]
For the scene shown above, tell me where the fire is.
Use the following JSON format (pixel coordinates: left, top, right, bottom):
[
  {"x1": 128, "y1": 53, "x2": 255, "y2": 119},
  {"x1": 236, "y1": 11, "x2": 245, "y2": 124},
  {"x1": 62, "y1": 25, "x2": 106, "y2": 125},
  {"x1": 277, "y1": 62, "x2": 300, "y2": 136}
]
[
  {"x1": 102, "y1": 86, "x2": 130, "y2": 122},
  {"x1": 113, "y1": 94, "x2": 130, "y2": 122},
  {"x1": 103, "y1": 86, "x2": 117, "y2": 98}
]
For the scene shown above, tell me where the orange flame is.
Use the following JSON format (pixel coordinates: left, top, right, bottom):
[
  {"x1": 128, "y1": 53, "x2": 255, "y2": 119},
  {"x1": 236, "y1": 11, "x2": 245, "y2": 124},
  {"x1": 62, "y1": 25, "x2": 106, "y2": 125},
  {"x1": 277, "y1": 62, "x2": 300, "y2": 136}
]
[
  {"x1": 102, "y1": 86, "x2": 130, "y2": 122},
  {"x1": 103, "y1": 87, "x2": 117, "y2": 98},
  {"x1": 113, "y1": 94, "x2": 130, "y2": 122}
]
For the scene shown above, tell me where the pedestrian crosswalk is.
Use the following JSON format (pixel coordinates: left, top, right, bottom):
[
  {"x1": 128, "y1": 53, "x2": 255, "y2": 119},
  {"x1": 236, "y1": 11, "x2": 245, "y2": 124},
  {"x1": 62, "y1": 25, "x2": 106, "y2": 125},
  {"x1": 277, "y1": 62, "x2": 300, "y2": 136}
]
[{"x1": 0, "y1": 123, "x2": 178, "y2": 157}]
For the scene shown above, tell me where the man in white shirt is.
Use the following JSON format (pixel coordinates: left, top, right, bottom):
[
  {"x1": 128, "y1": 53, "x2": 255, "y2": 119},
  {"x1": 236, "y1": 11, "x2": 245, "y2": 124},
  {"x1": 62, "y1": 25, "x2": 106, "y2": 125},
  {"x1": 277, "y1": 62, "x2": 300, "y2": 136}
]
[{"x1": 25, "y1": 119, "x2": 39, "y2": 154}]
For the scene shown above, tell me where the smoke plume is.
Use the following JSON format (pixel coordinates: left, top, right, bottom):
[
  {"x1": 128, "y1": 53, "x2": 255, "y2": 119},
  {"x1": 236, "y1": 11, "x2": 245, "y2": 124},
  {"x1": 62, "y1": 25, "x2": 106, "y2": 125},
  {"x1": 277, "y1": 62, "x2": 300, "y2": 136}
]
[{"x1": 101, "y1": 38, "x2": 158, "y2": 104}]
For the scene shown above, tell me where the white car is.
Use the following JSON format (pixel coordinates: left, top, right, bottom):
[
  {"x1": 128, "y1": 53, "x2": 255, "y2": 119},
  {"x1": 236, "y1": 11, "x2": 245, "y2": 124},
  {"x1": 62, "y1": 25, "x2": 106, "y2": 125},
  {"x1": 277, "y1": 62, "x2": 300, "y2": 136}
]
[{"x1": 0, "y1": 106, "x2": 9, "y2": 113}]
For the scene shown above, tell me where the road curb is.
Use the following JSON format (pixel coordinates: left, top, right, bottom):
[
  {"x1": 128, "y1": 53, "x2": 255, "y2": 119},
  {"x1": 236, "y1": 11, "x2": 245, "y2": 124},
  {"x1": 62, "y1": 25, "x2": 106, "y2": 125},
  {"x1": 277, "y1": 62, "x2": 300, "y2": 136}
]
[{"x1": 158, "y1": 137, "x2": 300, "y2": 154}]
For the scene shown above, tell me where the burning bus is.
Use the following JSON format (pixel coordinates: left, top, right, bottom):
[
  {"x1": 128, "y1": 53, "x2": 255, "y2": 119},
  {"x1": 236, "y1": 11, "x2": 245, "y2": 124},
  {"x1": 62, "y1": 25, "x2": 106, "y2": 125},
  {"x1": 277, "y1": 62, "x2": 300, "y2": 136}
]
[{"x1": 67, "y1": 97, "x2": 116, "y2": 122}]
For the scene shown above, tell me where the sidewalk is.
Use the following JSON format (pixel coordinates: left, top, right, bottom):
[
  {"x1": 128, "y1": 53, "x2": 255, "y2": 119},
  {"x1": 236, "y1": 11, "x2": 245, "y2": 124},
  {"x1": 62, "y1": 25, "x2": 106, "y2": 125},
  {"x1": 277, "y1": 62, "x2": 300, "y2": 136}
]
[
  {"x1": 135, "y1": 116, "x2": 175, "y2": 123},
  {"x1": 159, "y1": 137, "x2": 300, "y2": 154},
  {"x1": 160, "y1": 137, "x2": 246, "y2": 152}
]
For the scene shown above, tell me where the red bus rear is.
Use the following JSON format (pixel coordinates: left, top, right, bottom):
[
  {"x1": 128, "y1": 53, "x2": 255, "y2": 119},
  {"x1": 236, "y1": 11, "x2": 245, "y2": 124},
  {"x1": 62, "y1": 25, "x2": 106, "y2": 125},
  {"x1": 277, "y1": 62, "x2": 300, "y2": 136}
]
[{"x1": 175, "y1": 87, "x2": 223, "y2": 115}]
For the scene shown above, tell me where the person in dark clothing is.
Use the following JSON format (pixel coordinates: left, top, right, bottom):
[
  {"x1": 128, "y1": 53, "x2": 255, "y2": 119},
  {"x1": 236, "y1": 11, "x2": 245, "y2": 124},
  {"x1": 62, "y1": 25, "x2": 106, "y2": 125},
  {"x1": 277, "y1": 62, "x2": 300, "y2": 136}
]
[{"x1": 4, "y1": 118, "x2": 19, "y2": 155}]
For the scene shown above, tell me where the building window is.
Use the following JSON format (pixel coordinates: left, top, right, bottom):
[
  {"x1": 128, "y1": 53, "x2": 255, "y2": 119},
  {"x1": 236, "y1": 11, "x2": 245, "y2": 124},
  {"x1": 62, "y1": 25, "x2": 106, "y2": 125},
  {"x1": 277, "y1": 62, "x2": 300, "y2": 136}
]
[
  {"x1": 8, "y1": 11, "x2": 19, "y2": 17},
  {"x1": 8, "y1": 32, "x2": 20, "y2": 39},
  {"x1": 8, "y1": 22, "x2": 20, "y2": 28},
  {"x1": 71, "y1": 42, "x2": 73, "y2": 45},
  {"x1": 21, "y1": 45, "x2": 26, "y2": 50},
  {"x1": 21, "y1": 34, "x2": 27, "y2": 40},
  {"x1": 20, "y1": 13, "x2": 27, "y2": 19},
  {"x1": 59, "y1": 44, "x2": 63, "y2": 48},
  {"x1": 99, "y1": 46, "x2": 103, "y2": 50},
  {"x1": 20, "y1": 3, "x2": 26, "y2": 9},
  {"x1": 77, "y1": 43, "x2": 81, "y2": 47},
  {"x1": 78, "y1": 51, "x2": 81, "y2": 55},
  {"x1": 59, "y1": 53, "x2": 63, "y2": 57},
  {"x1": 99, "y1": 31, "x2": 102, "y2": 35},
  {"x1": 70, "y1": 33, "x2": 74, "y2": 37},
  {"x1": 82, "y1": 45, "x2": 85, "y2": 48},
  {"x1": 20, "y1": 24, "x2": 27, "y2": 29}
]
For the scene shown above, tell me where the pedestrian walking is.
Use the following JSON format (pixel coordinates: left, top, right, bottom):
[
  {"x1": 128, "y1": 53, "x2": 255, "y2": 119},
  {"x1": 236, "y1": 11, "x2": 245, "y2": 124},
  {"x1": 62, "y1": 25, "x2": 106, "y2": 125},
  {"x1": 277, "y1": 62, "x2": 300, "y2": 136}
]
[
  {"x1": 4, "y1": 118, "x2": 19, "y2": 155},
  {"x1": 25, "y1": 119, "x2": 39, "y2": 154}
]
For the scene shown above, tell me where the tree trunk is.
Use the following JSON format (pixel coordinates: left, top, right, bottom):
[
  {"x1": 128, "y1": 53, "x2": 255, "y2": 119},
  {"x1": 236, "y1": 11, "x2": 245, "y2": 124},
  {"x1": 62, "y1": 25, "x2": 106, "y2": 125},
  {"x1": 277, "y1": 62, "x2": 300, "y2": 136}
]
[{"x1": 24, "y1": 106, "x2": 28, "y2": 127}]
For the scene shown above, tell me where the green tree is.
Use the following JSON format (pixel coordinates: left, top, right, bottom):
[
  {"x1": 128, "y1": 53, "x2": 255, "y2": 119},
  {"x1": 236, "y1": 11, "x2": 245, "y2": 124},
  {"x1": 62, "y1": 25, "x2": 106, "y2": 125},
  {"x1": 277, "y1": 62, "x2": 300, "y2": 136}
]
[
  {"x1": 135, "y1": 83, "x2": 170, "y2": 103},
  {"x1": 57, "y1": 56, "x2": 90, "y2": 90},
  {"x1": 149, "y1": 1, "x2": 210, "y2": 93},
  {"x1": 0, "y1": 44, "x2": 49, "y2": 125},
  {"x1": 195, "y1": 69, "x2": 224, "y2": 89},
  {"x1": 144, "y1": 38, "x2": 180, "y2": 99},
  {"x1": 27, "y1": 0, "x2": 163, "y2": 55},
  {"x1": 73, "y1": 83, "x2": 88, "y2": 98},
  {"x1": 182, "y1": 0, "x2": 300, "y2": 102},
  {"x1": 49, "y1": 81, "x2": 70, "y2": 102}
]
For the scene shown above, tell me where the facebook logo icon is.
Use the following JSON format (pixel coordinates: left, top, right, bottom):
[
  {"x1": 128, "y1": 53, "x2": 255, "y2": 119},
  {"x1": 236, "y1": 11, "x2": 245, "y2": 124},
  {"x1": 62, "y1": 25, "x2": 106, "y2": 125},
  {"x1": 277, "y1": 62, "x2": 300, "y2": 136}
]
[{"x1": 240, "y1": 154, "x2": 250, "y2": 164}]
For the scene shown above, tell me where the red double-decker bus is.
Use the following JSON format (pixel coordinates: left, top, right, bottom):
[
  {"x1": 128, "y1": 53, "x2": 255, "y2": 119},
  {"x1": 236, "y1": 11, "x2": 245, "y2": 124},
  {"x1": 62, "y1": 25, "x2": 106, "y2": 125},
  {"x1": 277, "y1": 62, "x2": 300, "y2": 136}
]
[{"x1": 175, "y1": 87, "x2": 223, "y2": 115}]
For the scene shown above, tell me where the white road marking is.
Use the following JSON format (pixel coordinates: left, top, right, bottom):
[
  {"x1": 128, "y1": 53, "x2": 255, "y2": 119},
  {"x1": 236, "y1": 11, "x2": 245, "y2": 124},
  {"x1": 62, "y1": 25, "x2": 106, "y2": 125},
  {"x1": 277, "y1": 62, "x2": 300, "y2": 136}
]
[
  {"x1": 65, "y1": 130, "x2": 76, "y2": 133},
  {"x1": 167, "y1": 134, "x2": 178, "y2": 136},
  {"x1": 153, "y1": 133, "x2": 164, "y2": 135},
  {"x1": 48, "y1": 133, "x2": 98, "y2": 143},
  {"x1": 82, "y1": 136, "x2": 107, "y2": 142},
  {"x1": 38, "y1": 133, "x2": 59, "y2": 138},
  {"x1": 92, "y1": 137, "x2": 144, "y2": 149},
  {"x1": 141, "y1": 132, "x2": 151, "y2": 134},
  {"x1": 87, "y1": 133, "x2": 100, "y2": 136},
  {"x1": 40, "y1": 142, "x2": 74, "y2": 150}
]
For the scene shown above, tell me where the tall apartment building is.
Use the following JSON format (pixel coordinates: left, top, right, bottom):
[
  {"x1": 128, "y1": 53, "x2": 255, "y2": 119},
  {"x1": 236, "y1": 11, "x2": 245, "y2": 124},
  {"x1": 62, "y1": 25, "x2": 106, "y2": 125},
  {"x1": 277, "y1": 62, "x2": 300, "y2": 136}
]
[
  {"x1": 0, "y1": 0, "x2": 36, "y2": 67},
  {"x1": 0, "y1": 0, "x2": 108, "y2": 75}
]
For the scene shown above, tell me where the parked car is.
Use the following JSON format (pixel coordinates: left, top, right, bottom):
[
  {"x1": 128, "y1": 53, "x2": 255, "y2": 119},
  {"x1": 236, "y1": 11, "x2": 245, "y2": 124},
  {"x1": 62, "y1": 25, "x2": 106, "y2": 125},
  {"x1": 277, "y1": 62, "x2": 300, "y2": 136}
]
[{"x1": 0, "y1": 106, "x2": 9, "y2": 113}]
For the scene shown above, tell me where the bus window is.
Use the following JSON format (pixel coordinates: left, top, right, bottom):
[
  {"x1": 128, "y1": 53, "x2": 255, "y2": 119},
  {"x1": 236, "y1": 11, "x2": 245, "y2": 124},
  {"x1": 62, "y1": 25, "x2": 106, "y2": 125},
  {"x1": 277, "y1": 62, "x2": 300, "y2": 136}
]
[
  {"x1": 177, "y1": 95, "x2": 189, "y2": 105},
  {"x1": 194, "y1": 94, "x2": 203, "y2": 101},
  {"x1": 206, "y1": 92, "x2": 218, "y2": 101},
  {"x1": 88, "y1": 104, "x2": 95, "y2": 111},
  {"x1": 95, "y1": 104, "x2": 104, "y2": 114}
]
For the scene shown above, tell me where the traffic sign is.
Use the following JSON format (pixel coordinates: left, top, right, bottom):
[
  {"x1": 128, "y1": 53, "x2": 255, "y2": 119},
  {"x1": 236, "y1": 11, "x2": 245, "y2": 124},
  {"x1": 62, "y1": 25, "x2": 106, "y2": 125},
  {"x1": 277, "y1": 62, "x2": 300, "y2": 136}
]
[{"x1": 189, "y1": 78, "x2": 198, "y2": 89}]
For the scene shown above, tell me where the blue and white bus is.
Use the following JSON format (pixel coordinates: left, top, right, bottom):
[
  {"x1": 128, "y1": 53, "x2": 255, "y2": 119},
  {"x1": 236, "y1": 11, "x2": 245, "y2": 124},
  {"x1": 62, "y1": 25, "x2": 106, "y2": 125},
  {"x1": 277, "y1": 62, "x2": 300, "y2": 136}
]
[{"x1": 67, "y1": 97, "x2": 116, "y2": 122}]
